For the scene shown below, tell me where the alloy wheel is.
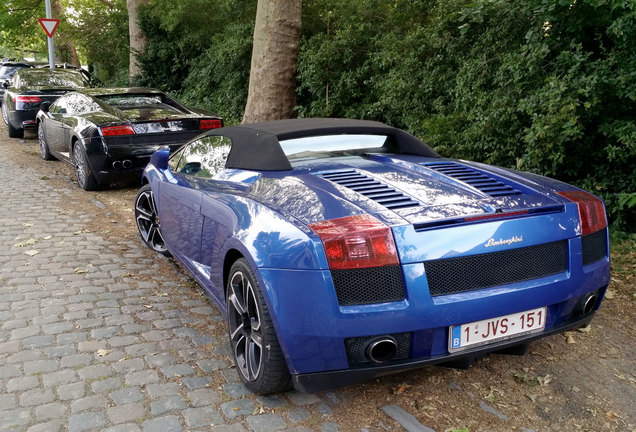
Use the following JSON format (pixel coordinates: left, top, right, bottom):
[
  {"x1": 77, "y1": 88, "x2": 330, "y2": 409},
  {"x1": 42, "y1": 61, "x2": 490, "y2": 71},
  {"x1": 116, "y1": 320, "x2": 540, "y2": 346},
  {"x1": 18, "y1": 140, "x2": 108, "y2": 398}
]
[
  {"x1": 227, "y1": 269, "x2": 263, "y2": 382},
  {"x1": 134, "y1": 185, "x2": 169, "y2": 255}
]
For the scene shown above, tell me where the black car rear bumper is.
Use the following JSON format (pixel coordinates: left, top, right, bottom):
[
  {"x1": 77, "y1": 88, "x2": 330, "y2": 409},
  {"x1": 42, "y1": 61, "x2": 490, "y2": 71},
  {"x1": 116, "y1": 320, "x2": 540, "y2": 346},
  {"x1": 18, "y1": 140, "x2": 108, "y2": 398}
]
[
  {"x1": 7, "y1": 109, "x2": 38, "y2": 130},
  {"x1": 291, "y1": 313, "x2": 594, "y2": 393}
]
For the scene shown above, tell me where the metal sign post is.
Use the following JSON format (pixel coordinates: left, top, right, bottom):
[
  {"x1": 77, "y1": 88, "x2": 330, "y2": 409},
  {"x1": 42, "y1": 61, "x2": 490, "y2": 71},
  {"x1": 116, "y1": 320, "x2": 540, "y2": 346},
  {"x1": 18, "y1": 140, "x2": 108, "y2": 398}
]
[{"x1": 45, "y1": 0, "x2": 55, "y2": 71}]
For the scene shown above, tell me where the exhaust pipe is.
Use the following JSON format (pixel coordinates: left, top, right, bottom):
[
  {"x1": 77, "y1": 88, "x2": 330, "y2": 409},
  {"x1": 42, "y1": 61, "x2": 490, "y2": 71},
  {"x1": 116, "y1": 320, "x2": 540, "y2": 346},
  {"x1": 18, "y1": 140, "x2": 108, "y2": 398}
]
[
  {"x1": 366, "y1": 337, "x2": 398, "y2": 363},
  {"x1": 122, "y1": 160, "x2": 132, "y2": 169},
  {"x1": 580, "y1": 294, "x2": 597, "y2": 315},
  {"x1": 112, "y1": 161, "x2": 122, "y2": 170}
]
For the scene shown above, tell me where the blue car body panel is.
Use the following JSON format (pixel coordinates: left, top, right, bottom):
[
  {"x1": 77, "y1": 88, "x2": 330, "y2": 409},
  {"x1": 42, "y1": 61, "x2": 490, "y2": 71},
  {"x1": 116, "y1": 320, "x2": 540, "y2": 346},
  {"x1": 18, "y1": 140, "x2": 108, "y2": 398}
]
[{"x1": 141, "y1": 120, "x2": 610, "y2": 392}]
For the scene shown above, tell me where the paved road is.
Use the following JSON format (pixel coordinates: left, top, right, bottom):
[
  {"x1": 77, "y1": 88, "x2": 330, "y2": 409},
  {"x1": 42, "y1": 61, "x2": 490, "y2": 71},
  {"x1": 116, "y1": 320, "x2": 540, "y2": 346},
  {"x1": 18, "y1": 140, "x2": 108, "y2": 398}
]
[{"x1": 0, "y1": 135, "x2": 348, "y2": 431}]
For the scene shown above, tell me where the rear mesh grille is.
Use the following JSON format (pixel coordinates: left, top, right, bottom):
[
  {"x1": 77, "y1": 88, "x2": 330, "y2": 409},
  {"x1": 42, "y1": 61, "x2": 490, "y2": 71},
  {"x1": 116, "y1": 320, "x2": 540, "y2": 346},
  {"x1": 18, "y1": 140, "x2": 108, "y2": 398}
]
[
  {"x1": 331, "y1": 265, "x2": 406, "y2": 306},
  {"x1": 345, "y1": 332, "x2": 411, "y2": 365},
  {"x1": 424, "y1": 240, "x2": 568, "y2": 296},
  {"x1": 317, "y1": 170, "x2": 420, "y2": 209},
  {"x1": 582, "y1": 229, "x2": 607, "y2": 265},
  {"x1": 422, "y1": 161, "x2": 522, "y2": 197}
]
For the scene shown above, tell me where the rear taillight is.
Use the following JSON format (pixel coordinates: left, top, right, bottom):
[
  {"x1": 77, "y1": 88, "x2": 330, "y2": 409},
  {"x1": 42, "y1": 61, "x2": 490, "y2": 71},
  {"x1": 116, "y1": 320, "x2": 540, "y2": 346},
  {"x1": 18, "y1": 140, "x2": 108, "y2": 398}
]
[
  {"x1": 309, "y1": 214, "x2": 399, "y2": 270},
  {"x1": 200, "y1": 119, "x2": 222, "y2": 130},
  {"x1": 557, "y1": 190, "x2": 607, "y2": 236},
  {"x1": 101, "y1": 125, "x2": 135, "y2": 136},
  {"x1": 14, "y1": 96, "x2": 41, "y2": 103}
]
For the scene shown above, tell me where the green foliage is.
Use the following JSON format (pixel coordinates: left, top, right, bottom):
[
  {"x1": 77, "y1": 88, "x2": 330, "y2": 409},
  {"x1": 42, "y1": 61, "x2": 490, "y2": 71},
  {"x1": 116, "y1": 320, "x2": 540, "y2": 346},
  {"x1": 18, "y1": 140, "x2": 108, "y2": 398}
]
[
  {"x1": 297, "y1": 0, "x2": 636, "y2": 231},
  {"x1": 67, "y1": 0, "x2": 129, "y2": 85},
  {"x1": 0, "y1": 0, "x2": 49, "y2": 60},
  {"x1": 135, "y1": 0, "x2": 256, "y2": 124}
]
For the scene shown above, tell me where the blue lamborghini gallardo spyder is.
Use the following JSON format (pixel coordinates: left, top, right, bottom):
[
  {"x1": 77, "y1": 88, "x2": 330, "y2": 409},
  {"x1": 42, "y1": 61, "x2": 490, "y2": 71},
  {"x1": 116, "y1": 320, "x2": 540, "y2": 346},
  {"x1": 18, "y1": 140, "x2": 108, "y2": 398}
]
[{"x1": 135, "y1": 118, "x2": 610, "y2": 394}]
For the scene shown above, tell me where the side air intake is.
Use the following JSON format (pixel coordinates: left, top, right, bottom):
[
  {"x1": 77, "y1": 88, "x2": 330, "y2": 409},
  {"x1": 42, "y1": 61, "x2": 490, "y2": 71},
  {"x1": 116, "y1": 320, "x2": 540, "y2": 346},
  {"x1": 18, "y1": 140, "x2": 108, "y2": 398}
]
[
  {"x1": 317, "y1": 170, "x2": 420, "y2": 210},
  {"x1": 422, "y1": 161, "x2": 522, "y2": 197}
]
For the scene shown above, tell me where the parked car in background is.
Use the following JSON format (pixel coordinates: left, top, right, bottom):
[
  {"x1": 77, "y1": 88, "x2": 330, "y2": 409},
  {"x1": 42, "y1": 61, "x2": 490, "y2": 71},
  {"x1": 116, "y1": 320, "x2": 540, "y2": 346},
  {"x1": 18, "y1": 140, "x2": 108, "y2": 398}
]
[
  {"x1": 36, "y1": 88, "x2": 222, "y2": 190},
  {"x1": 0, "y1": 60, "x2": 36, "y2": 106},
  {"x1": 135, "y1": 118, "x2": 610, "y2": 394},
  {"x1": 2, "y1": 67, "x2": 90, "y2": 138}
]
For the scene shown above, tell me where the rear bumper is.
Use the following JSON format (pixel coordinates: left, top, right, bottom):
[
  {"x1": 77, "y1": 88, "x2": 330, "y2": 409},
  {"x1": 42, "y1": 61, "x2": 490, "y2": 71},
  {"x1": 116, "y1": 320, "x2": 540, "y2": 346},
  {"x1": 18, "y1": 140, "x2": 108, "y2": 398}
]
[
  {"x1": 7, "y1": 109, "x2": 37, "y2": 130},
  {"x1": 292, "y1": 312, "x2": 594, "y2": 393}
]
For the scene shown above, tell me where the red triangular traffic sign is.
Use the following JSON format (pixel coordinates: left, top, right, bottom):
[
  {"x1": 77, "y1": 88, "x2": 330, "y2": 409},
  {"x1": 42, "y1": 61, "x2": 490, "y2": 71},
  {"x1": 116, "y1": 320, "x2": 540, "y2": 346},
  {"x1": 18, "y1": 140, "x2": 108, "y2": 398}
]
[{"x1": 38, "y1": 18, "x2": 60, "y2": 38}]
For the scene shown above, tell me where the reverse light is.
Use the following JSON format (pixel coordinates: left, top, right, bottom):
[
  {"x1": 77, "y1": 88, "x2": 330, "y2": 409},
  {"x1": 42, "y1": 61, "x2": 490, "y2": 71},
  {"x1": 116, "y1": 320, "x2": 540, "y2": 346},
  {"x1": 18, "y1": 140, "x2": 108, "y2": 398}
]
[
  {"x1": 101, "y1": 125, "x2": 135, "y2": 136},
  {"x1": 557, "y1": 190, "x2": 607, "y2": 236},
  {"x1": 14, "y1": 96, "x2": 42, "y2": 103},
  {"x1": 309, "y1": 214, "x2": 399, "y2": 270},
  {"x1": 200, "y1": 119, "x2": 222, "y2": 130}
]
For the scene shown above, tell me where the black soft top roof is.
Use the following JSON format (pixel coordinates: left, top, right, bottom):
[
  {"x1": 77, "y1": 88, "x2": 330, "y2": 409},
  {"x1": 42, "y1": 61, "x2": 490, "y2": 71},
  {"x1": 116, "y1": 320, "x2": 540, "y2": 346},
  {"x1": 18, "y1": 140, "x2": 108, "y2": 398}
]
[{"x1": 205, "y1": 118, "x2": 439, "y2": 171}]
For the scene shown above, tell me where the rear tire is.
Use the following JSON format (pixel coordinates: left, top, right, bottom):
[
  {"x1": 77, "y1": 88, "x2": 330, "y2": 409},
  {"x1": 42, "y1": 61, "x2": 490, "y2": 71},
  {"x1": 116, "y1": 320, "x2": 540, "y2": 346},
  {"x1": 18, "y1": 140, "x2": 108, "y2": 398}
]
[
  {"x1": 226, "y1": 258, "x2": 292, "y2": 394},
  {"x1": 73, "y1": 143, "x2": 98, "y2": 191},
  {"x1": 7, "y1": 118, "x2": 23, "y2": 138}
]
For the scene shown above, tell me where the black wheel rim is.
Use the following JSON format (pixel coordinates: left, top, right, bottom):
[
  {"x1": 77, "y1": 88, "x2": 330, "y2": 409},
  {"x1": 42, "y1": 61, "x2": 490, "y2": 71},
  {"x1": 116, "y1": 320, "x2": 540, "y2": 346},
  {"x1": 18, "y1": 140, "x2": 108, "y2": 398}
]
[
  {"x1": 135, "y1": 188, "x2": 168, "y2": 254},
  {"x1": 38, "y1": 125, "x2": 47, "y2": 158},
  {"x1": 227, "y1": 270, "x2": 263, "y2": 382},
  {"x1": 73, "y1": 146, "x2": 87, "y2": 189}
]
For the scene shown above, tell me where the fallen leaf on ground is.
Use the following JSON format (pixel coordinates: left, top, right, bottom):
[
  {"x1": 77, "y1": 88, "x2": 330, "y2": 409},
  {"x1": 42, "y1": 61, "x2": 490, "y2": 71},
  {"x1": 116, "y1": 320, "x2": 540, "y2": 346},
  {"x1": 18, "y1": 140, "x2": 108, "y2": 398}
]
[
  {"x1": 577, "y1": 325, "x2": 592, "y2": 333},
  {"x1": 527, "y1": 394, "x2": 537, "y2": 403},
  {"x1": 605, "y1": 289, "x2": 616, "y2": 299},
  {"x1": 97, "y1": 349, "x2": 112, "y2": 357},
  {"x1": 74, "y1": 268, "x2": 87, "y2": 274},
  {"x1": 15, "y1": 238, "x2": 37, "y2": 247}
]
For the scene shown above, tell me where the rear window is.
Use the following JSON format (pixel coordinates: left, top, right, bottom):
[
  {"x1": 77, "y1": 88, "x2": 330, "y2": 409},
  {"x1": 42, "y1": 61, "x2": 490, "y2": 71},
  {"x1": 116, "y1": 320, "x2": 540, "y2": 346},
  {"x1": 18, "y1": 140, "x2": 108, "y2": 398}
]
[
  {"x1": 97, "y1": 94, "x2": 180, "y2": 113},
  {"x1": 0, "y1": 65, "x2": 29, "y2": 80},
  {"x1": 18, "y1": 70, "x2": 87, "y2": 88},
  {"x1": 280, "y1": 134, "x2": 394, "y2": 160}
]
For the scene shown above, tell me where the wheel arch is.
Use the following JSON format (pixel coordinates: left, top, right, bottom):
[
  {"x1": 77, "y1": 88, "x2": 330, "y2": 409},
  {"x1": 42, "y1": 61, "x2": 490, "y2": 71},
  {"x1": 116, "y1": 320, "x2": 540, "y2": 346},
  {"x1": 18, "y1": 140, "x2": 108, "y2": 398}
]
[{"x1": 222, "y1": 248, "x2": 245, "y2": 299}]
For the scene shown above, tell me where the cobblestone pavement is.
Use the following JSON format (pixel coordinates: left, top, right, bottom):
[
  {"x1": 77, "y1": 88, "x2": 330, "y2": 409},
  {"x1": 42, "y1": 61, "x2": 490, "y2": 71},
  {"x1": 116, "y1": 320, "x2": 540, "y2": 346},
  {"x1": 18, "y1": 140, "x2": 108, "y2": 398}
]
[{"x1": 0, "y1": 137, "x2": 349, "y2": 431}]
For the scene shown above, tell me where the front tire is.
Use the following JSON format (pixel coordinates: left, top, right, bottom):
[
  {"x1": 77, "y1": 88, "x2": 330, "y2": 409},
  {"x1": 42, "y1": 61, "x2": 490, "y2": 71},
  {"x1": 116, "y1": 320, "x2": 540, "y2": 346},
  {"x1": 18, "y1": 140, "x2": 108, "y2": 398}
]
[
  {"x1": 226, "y1": 258, "x2": 292, "y2": 394},
  {"x1": 38, "y1": 123, "x2": 54, "y2": 160},
  {"x1": 73, "y1": 143, "x2": 98, "y2": 190},
  {"x1": 134, "y1": 184, "x2": 170, "y2": 256}
]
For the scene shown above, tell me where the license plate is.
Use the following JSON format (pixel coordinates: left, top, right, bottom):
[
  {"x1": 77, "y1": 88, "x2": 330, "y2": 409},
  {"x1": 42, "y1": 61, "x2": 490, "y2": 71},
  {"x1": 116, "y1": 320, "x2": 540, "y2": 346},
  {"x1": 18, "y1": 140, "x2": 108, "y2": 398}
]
[{"x1": 449, "y1": 307, "x2": 546, "y2": 352}]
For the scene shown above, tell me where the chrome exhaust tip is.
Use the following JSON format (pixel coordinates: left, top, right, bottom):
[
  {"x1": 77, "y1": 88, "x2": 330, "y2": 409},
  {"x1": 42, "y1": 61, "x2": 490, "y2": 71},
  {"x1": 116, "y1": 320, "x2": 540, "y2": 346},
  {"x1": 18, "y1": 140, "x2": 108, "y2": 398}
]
[
  {"x1": 112, "y1": 160, "x2": 122, "y2": 170},
  {"x1": 581, "y1": 294, "x2": 597, "y2": 315},
  {"x1": 366, "y1": 337, "x2": 398, "y2": 363},
  {"x1": 122, "y1": 160, "x2": 132, "y2": 169}
]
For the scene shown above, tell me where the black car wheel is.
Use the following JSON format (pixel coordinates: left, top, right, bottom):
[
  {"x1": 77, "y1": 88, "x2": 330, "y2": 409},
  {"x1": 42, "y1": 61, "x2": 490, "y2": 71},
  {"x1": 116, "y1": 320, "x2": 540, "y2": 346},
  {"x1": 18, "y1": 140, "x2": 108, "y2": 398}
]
[
  {"x1": 226, "y1": 258, "x2": 292, "y2": 394},
  {"x1": 1, "y1": 102, "x2": 8, "y2": 126},
  {"x1": 38, "y1": 123, "x2": 54, "y2": 160},
  {"x1": 4, "y1": 103, "x2": 23, "y2": 138},
  {"x1": 134, "y1": 184, "x2": 170, "y2": 256},
  {"x1": 73, "y1": 143, "x2": 98, "y2": 190}
]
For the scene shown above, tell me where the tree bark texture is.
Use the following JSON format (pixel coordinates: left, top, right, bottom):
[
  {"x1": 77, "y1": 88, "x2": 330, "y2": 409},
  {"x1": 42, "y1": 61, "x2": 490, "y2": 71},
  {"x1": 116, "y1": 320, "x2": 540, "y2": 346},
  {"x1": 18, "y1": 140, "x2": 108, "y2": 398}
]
[
  {"x1": 242, "y1": 0, "x2": 302, "y2": 123},
  {"x1": 127, "y1": 0, "x2": 150, "y2": 83},
  {"x1": 51, "y1": 0, "x2": 80, "y2": 66}
]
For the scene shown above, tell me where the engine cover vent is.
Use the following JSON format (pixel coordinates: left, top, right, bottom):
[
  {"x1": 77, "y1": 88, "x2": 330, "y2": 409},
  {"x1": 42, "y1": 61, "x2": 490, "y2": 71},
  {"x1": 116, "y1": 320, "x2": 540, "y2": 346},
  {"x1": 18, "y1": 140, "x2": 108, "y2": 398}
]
[
  {"x1": 422, "y1": 161, "x2": 522, "y2": 197},
  {"x1": 317, "y1": 170, "x2": 420, "y2": 210}
]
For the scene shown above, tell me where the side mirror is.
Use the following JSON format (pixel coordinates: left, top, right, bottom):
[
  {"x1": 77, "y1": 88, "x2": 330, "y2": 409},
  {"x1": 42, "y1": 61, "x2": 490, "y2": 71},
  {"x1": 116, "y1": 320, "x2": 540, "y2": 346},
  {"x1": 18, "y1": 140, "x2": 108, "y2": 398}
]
[
  {"x1": 40, "y1": 101, "x2": 51, "y2": 113},
  {"x1": 150, "y1": 146, "x2": 170, "y2": 170},
  {"x1": 2, "y1": 80, "x2": 10, "y2": 89}
]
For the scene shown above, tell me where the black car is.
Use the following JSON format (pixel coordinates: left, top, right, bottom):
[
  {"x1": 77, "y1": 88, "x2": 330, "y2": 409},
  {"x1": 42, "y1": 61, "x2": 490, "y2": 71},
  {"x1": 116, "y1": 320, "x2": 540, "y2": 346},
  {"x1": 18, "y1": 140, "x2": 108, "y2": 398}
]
[
  {"x1": 36, "y1": 88, "x2": 223, "y2": 190},
  {"x1": 0, "y1": 61, "x2": 36, "y2": 105},
  {"x1": 2, "y1": 68, "x2": 90, "y2": 138}
]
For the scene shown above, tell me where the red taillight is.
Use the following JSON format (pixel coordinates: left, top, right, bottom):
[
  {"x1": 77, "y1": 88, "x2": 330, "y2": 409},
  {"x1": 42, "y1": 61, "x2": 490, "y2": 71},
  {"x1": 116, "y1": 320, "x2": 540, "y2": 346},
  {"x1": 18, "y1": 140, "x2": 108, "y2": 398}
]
[
  {"x1": 14, "y1": 96, "x2": 41, "y2": 103},
  {"x1": 101, "y1": 125, "x2": 135, "y2": 136},
  {"x1": 309, "y1": 214, "x2": 399, "y2": 270},
  {"x1": 200, "y1": 119, "x2": 222, "y2": 130},
  {"x1": 557, "y1": 190, "x2": 607, "y2": 236}
]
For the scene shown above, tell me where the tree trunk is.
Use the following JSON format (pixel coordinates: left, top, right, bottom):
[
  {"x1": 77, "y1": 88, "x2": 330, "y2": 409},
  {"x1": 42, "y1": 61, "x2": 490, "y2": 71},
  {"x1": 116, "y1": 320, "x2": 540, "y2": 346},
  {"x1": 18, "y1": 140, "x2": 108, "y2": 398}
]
[
  {"x1": 51, "y1": 0, "x2": 80, "y2": 66},
  {"x1": 127, "y1": 0, "x2": 150, "y2": 83},
  {"x1": 242, "y1": 0, "x2": 302, "y2": 123}
]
